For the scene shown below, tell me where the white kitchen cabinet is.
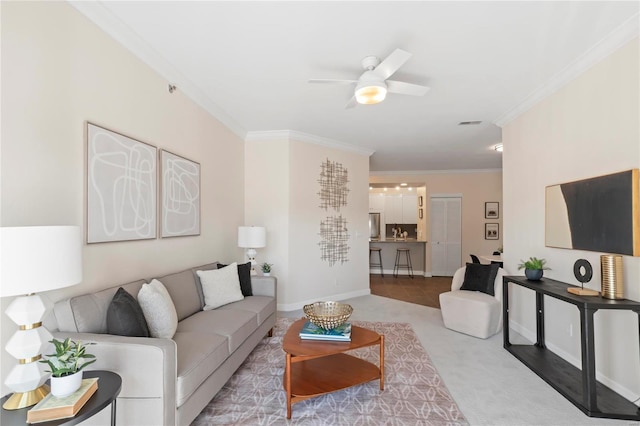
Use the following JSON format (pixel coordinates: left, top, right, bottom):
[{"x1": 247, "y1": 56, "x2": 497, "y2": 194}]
[
  {"x1": 384, "y1": 195, "x2": 403, "y2": 223},
  {"x1": 369, "y1": 194, "x2": 385, "y2": 212},
  {"x1": 402, "y1": 195, "x2": 418, "y2": 223}
]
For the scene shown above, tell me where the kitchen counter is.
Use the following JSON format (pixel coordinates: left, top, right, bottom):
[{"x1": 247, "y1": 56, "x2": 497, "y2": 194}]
[{"x1": 369, "y1": 240, "x2": 427, "y2": 276}]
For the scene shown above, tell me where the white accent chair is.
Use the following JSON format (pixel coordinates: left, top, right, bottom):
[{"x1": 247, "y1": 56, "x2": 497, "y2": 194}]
[{"x1": 439, "y1": 265, "x2": 505, "y2": 339}]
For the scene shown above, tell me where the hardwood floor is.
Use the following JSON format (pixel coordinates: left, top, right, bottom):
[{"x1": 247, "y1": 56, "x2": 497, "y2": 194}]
[{"x1": 369, "y1": 274, "x2": 452, "y2": 309}]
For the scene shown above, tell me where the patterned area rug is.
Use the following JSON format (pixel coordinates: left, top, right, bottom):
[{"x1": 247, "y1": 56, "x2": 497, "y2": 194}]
[{"x1": 192, "y1": 317, "x2": 467, "y2": 425}]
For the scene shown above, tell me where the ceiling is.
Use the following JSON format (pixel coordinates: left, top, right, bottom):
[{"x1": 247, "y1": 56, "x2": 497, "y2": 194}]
[{"x1": 72, "y1": 1, "x2": 638, "y2": 172}]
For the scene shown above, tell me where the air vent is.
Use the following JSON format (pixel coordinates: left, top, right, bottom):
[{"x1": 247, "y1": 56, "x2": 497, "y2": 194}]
[{"x1": 458, "y1": 121, "x2": 482, "y2": 126}]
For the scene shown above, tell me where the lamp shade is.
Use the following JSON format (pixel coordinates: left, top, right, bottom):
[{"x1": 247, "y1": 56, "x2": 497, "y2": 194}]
[
  {"x1": 0, "y1": 226, "x2": 82, "y2": 296},
  {"x1": 237, "y1": 226, "x2": 266, "y2": 249}
]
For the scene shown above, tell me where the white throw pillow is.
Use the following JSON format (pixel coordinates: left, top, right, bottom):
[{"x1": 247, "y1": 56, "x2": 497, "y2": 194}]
[
  {"x1": 138, "y1": 279, "x2": 178, "y2": 338},
  {"x1": 197, "y1": 263, "x2": 244, "y2": 310}
]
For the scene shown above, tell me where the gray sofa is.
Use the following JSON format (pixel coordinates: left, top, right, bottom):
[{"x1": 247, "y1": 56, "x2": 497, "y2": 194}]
[{"x1": 50, "y1": 261, "x2": 277, "y2": 426}]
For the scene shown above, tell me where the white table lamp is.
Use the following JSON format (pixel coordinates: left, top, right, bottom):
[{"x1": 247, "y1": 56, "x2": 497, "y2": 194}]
[
  {"x1": 237, "y1": 226, "x2": 266, "y2": 275},
  {"x1": 0, "y1": 226, "x2": 82, "y2": 409}
]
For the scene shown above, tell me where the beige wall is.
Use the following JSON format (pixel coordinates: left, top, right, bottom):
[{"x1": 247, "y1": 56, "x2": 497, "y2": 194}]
[
  {"x1": 1, "y1": 2, "x2": 245, "y2": 395},
  {"x1": 502, "y1": 38, "x2": 640, "y2": 401},
  {"x1": 370, "y1": 171, "x2": 503, "y2": 274},
  {"x1": 246, "y1": 136, "x2": 370, "y2": 310}
]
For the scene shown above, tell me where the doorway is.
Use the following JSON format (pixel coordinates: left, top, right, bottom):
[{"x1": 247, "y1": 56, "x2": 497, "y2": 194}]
[{"x1": 430, "y1": 196, "x2": 462, "y2": 276}]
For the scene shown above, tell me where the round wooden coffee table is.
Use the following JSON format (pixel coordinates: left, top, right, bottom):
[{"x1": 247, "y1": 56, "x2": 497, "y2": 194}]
[{"x1": 282, "y1": 318, "x2": 384, "y2": 419}]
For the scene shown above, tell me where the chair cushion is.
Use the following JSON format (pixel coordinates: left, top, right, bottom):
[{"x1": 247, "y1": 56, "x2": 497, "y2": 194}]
[
  {"x1": 217, "y1": 296, "x2": 276, "y2": 326},
  {"x1": 153, "y1": 269, "x2": 201, "y2": 321},
  {"x1": 177, "y1": 309, "x2": 257, "y2": 353},
  {"x1": 106, "y1": 287, "x2": 150, "y2": 337},
  {"x1": 173, "y1": 331, "x2": 229, "y2": 407},
  {"x1": 460, "y1": 262, "x2": 499, "y2": 296},
  {"x1": 54, "y1": 279, "x2": 146, "y2": 333}
]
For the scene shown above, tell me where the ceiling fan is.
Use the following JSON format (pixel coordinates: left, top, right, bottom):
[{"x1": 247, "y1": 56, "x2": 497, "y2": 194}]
[{"x1": 309, "y1": 48, "x2": 430, "y2": 109}]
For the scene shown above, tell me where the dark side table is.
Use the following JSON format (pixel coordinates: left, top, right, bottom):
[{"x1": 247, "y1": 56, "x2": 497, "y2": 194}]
[{"x1": 1, "y1": 370, "x2": 121, "y2": 426}]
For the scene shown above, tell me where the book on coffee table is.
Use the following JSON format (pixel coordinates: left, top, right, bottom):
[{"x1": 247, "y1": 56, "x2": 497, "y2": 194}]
[
  {"x1": 27, "y1": 378, "x2": 99, "y2": 424},
  {"x1": 299, "y1": 320, "x2": 351, "y2": 341}
]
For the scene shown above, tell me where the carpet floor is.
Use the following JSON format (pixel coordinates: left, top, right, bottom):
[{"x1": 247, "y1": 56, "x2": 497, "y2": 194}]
[{"x1": 192, "y1": 317, "x2": 467, "y2": 425}]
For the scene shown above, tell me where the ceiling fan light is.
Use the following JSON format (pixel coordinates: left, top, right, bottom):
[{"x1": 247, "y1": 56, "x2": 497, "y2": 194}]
[{"x1": 355, "y1": 82, "x2": 387, "y2": 105}]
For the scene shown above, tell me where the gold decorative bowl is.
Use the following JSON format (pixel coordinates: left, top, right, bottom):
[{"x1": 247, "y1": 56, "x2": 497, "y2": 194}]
[{"x1": 303, "y1": 301, "x2": 353, "y2": 330}]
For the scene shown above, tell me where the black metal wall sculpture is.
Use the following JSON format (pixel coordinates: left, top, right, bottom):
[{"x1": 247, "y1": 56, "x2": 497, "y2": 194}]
[{"x1": 317, "y1": 158, "x2": 350, "y2": 265}]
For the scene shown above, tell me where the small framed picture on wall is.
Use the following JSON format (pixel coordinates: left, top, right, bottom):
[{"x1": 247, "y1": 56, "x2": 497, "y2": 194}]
[
  {"x1": 485, "y1": 223, "x2": 499, "y2": 240},
  {"x1": 485, "y1": 202, "x2": 499, "y2": 219}
]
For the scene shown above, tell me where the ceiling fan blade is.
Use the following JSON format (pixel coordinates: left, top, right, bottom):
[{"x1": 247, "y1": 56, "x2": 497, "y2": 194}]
[
  {"x1": 309, "y1": 78, "x2": 358, "y2": 85},
  {"x1": 371, "y1": 49, "x2": 412, "y2": 80},
  {"x1": 386, "y1": 80, "x2": 430, "y2": 96},
  {"x1": 345, "y1": 96, "x2": 358, "y2": 109}
]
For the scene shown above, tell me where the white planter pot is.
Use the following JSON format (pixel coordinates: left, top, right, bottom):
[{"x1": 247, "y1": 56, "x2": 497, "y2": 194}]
[
  {"x1": 50, "y1": 370, "x2": 83, "y2": 397},
  {"x1": 263, "y1": 272, "x2": 271, "y2": 276}
]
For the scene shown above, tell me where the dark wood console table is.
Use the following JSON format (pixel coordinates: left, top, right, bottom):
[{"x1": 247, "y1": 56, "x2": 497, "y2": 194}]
[{"x1": 503, "y1": 275, "x2": 640, "y2": 421}]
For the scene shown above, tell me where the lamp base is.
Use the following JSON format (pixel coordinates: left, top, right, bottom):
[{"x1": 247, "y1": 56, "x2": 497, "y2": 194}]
[
  {"x1": 567, "y1": 287, "x2": 599, "y2": 296},
  {"x1": 2, "y1": 384, "x2": 50, "y2": 410}
]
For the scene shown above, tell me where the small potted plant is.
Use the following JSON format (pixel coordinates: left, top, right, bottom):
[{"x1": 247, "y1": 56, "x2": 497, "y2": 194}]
[
  {"x1": 261, "y1": 262, "x2": 273, "y2": 276},
  {"x1": 41, "y1": 338, "x2": 96, "y2": 397},
  {"x1": 518, "y1": 257, "x2": 550, "y2": 281}
]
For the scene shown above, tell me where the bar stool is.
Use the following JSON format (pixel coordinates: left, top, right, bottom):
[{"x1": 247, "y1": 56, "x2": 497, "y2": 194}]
[
  {"x1": 393, "y1": 248, "x2": 414, "y2": 278},
  {"x1": 369, "y1": 247, "x2": 384, "y2": 276}
]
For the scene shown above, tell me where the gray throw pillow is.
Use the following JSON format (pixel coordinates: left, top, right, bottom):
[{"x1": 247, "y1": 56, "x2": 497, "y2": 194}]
[
  {"x1": 460, "y1": 263, "x2": 500, "y2": 296},
  {"x1": 107, "y1": 287, "x2": 150, "y2": 337}
]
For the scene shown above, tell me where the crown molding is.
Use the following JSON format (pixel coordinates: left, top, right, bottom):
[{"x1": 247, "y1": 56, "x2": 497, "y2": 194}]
[
  {"x1": 494, "y1": 13, "x2": 639, "y2": 128},
  {"x1": 68, "y1": 1, "x2": 247, "y2": 140},
  {"x1": 245, "y1": 130, "x2": 375, "y2": 156},
  {"x1": 371, "y1": 168, "x2": 502, "y2": 176}
]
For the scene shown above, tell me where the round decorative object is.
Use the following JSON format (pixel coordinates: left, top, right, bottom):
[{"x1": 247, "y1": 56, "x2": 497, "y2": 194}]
[
  {"x1": 50, "y1": 370, "x2": 83, "y2": 397},
  {"x1": 525, "y1": 269, "x2": 543, "y2": 281},
  {"x1": 303, "y1": 301, "x2": 353, "y2": 330},
  {"x1": 573, "y1": 259, "x2": 593, "y2": 283}
]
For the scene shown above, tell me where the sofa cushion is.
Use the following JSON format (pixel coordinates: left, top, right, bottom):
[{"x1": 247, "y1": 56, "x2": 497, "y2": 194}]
[
  {"x1": 217, "y1": 262, "x2": 253, "y2": 296},
  {"x1": 54, "y1": 279, "x2": 146, "y2": 333},
  {"x1": 217, "y1": 296, "x2": 277, "y2": 327},
  {"x1": 177, "y1": 309, "x2": 257, "y2": 353},
  {"x1": 197, "y1": 264, "x2": 244, "y2": 310},
  {"x1": 154, "y1": 269, "x2": 202, "y2": 321},
  {"x1": 191, "y1": 262, "x2": 218, "y2": 308},
  {"x1": 138, "y1": 279, "x2": 178, "y2": 338},
  {"x1": 173, "y1": 331, "x2": 229, "y2": 407},
  {"x1": 107, "y1": 288, "x2": 150, "y2": 337},
  {"x1": 460, "y1": 262, "x2": 499, "y2": 296}
]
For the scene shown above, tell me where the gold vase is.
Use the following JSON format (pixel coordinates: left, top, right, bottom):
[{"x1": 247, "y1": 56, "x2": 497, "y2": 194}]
[{"x1": 600, "y1": 255, "x2": 624, "y2": 299}]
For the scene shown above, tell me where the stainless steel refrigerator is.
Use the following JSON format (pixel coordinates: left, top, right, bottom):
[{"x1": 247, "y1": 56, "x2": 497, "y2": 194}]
[{"x1": 369, "y1": 213, "x2": 380, "y2": 240}]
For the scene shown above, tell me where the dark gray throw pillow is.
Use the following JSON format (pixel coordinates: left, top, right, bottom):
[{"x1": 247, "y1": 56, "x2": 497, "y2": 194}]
[
  {"x1": 107, "y1": 287, "x2": 150, "y2": 337},
  {"x1": 217, "y1": 262, "x2": 253, "y2": 296},
  {"x1": 460, "y1": 262, "x2": 500, "y2": 296}
]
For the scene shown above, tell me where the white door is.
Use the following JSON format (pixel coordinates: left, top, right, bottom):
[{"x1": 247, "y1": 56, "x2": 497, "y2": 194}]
[{"x1": 430, "y1": 197, "x2": 462, "y2": 276}]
